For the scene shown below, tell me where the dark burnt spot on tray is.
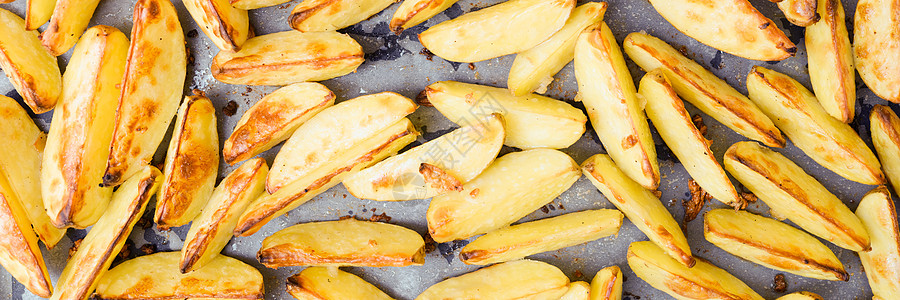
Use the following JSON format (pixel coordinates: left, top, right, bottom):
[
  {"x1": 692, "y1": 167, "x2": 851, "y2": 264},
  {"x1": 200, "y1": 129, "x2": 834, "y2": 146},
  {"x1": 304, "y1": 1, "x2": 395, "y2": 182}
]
[
  {"x1": 187, "y1": 29, "x2": 199, "y2": 39},
  {"x1": 369, "y1": 212, "x2": 392, "y2": 222},
  {"x1": 773, "y1": 273, "x2": 787, "y2": 293},
  {"x1": 423, "y1": 234, "x2": 437, "y2": 253},
  {"x1": 420, "y1": 48, "x2": 435, "y2": 61},
  {"x1": 437, "y1": 240, "x2": 469, "y2": 263},
  {"x1": 709, "y1": 51, "x2": 724, "y2": 70},
  {"x1": 341, "y1": 22, "x2": 427, "y2": 62},
  {"x1": 140, "y1": 244, "x2": 157, "y2": 255},
  {"x1": 223, "y1": 101, "x2": 238, "y2": 116}
]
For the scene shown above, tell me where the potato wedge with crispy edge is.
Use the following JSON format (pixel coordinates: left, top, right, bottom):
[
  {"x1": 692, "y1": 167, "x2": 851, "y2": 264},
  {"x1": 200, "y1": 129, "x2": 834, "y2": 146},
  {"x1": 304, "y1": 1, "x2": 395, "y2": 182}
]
[
  {"x1": 459, "y1": 209, "x2": 623, "y2": 265},
  {"x1": 425, "y1": 81, "x2": 587, "y2": 149},
  {"x1": 426, "y1": 149, "x2": 581, "y2": 243},
  {"x1": 389, "y1": 0, "x2": 460, "y2": 34},
  {"x1": 622, "y1": 32, "x2": 785, "y2": 148},
  {"x1": 52, "y1": 166, "x2": 160, "y2": 300},
  {"x1": 704, "y1": 209, "x2": 847, "y2": 281},
  {"x1": 777, "y1": 291, "x2": 824, "y2": 300},
  {"x1": 807, "y1": 0, "x2": 855, "y2": 122},
  {"x1": 871, "y1": 105, "x2": 900, "y2": 196},
  {"x1": 507, "y1": 2, "x2": 607, "y2": 96},
  {"x1": 416, "y1": 259, "x2": 569, "y2": 300},
  {"x1": 183, "y1": 0, "x2": 251, "y2": 51},
  {"x1": 854, "y1": 0, "x2": 900, "y2": 103},
  {"x1": 25, "y1": 0, "x2": 55, "y2": 30},
  {"x1": 102, "y1": 0, "x2": 186, "y2": 187},
  {"x1": 224, "y1": 82, "x2": 335, "y2": 165},
  {"x1": 181, "y1": 158, "x2": 267, "y2": 273},
  {"x1": 95, "y1": 251, "x2": 264, "y2": 300},
  {"x1": 746, "y1": 66, "x2": 884, "y2": 185},
  {"x1": 778, "y1": 0, "x2": 818, "y2": 27},
  {"x1": 559, "y1": 281, "x2": 590, "y2": 300},
  {"x1": 856, "y1": 186, "x2": 900, "y2": 299},
  {"x1": 590, "y1": 265, "x2": 623, "y2": 300},
  {"x1": 287, "y1": 267, "x2": 394, "y2": 300},
  {"x1": 344, "y1": 113, "x2": 504, "y2": 201},
  {"x1": 582, "y1": 154, "x2": 694, "y2": 267},
  {"x1": 723, "y1": 141, "x2": 871, "y2": 251},
  {"x1": 211, "y1": 31, "x2": 364, "y2": 86},
  {"x1": 42, "y1": 26, "x2": 127, "y2": 230},
  {"x1": 155, "y1": 96, "x2": 219, "y2": 230},
  {"x1": 40, "y1": 0, "x2": 102, "y2": 56},
  {"x1": 418, "y1": 0, "x2": 575, "y2": 63},
  {"x1": 290, "y1": 0, "x2": 395, "y2": 32},
  {"x1": 230, "y1": 0, "x2": 289, "y2": 9},
  {"x1": 0, "y1": 165, "x2": 52, "y2": 297},
  {"x1": 0, "y1": 8, "x2": 61, "y2": 114}
]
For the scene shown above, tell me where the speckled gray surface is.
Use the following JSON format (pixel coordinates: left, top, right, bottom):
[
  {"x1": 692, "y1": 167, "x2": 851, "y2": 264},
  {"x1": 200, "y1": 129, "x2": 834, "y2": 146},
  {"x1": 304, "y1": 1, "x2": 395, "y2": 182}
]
[{"x1": 0, "y1": 0, "x2": 892, "y2": 299}]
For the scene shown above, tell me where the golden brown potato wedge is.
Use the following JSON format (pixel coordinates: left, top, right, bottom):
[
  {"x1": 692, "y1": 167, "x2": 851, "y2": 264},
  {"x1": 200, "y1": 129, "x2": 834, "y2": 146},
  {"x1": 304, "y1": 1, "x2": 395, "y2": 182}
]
[
  {"x1": 183, "y1": 0, "x2": 251, "y2": 51},
  {"x1": 872, "y1": 105, "x2": 900, "y2": 196},
  {"x1": 287, "y1": 267, "x2": 394, "y2": 300},
  {"x1": 103, "y1": 0, "x2": 186, "y2": 187},
  {"x1": 724, "y1": 141, "x2": 870, "y2": 251},
  {"x1": 95, "y1": 251, "x2": 264, "y2": 300},
  {"x1": 854, "y1": 0, "x2": 900, "y2": 103},
  {"x1": 777, "y1": 291, "x2": 825, "y2": 300},
  {"x1": 590, "y1": 265, "x2": 623, "y2": 300},
  {"x1": 560, "y1": 281, "x2": 590, "y2": 300},
  {"x1": 806, "y1": 0, "x2": 855, "y2": 122},
  {"x1": 418, "y1": 0, "x2": 575, "y2": 63},
  {"x1": 390, "y1": 0, "x2": 460, "y2": 34},
  {"x1": 856, "y1": 186, "x2": 900, "y2": 299},
  {"x1": 0, "y1": 8, "x2": 61, "y2": 113},
  {"x1": 459, "y1": 209, "x2": 623, "y2": 265},
  {"x1": 425, "y1": 81, "x2": 587, "y2": 149},
  {"x1": 155, "y1": 96, "x2": 219, "y2": 230},
  {"x1": 40, "y1": 0, "x2": 102, "y2": 56},
  {"x1": 746, "y1": 66, "x2": 883, "y2": 185},
  {"x1": 416, "y1": 259, "x2": 570, "y2": 300},
  {"x1": 582, "y1": 154, "x2": 694, "y2": 267},
  {"x1": 230, "y1": 0, "x2": 290, "y2": 10},
  {"x1": 0, "y1": 164, "x2": 52, "y2": 297},
  {"x1": 223, "y1": 82, "x2": 334, "y2": 165},
  {"x1": 778, "y1": 0, "x2": 818, "y2": 26},
  {"x1": 507, "y1": 2, "x2": 607, "y2": 96},
  {"x1": 25, "y1": 0, "x2": 55, "y2": 30},
  {"x1": 290, "y1": 0, "x2": 396, "y2": 32},
  {"x1": 426, "y1": 149, "x2": 581, "y2": 243}
]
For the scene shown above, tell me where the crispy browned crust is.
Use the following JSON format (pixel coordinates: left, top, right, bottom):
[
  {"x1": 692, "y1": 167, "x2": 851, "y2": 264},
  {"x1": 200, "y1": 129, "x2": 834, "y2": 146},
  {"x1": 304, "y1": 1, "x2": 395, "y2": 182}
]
[
  {"x1": 601, "y1": 267, "x2": 620, "y2": 299},
  {"x1": 0, "y1": 193, "x2": 51, "y2": 297},
  {"x1": 821, "y1": 0, "x2": 851, "y2": 121},
  {"x1": 0, "y1": 43, "x2": 56, "y2": 113},
  {"x1": 780, "y1": 0, "x2": 819, "y2": 26},
  {"x1": 211, "y1": 53, "x2": 364, "y2": 79},
  {"x1": 632, "y1": 252, "x2": 745, "y2": 300},
  {"x1": 389, "y1": 0, "x2": 445, "y2": 34},
  {"x1": 419, "y1": 163, "x2": 463, "y2": 192},
  {"x1": 258, "y1": 243, "x2": 426, "y2": 268},
  {"x1": 289, "y1": 0, "x2": 341, "y2": 30},
  {"x1": 873, "y1": 105, "x2": 900, "y2": 149},
  {"x1": 205, "y1": 0, "x2": 241, "y2": 51}
]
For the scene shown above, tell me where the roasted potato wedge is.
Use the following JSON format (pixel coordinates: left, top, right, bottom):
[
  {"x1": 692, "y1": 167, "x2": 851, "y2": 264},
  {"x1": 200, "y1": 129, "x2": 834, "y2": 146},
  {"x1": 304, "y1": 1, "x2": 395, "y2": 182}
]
[
  {"x1": 418, "y1": 0, "x2": 575, "y2": 63},
  {"x1": 871, "y1": 105, "x2": 900, "y2": 196},
  {"x1": 52, "y1": 166, "x2": 160, "y2": 300},
  {"x1": 425, "y1": 81, "x2": 587, "y2": 149},
  {"x1": 507, "y1": 2, "x2": 607, "y2": 96},
  {"x1": 856, "y1": 186, "x2": 900, "y2": 299},
  {"x1": 854, "y1": 0, "x2": 900, "y2": 102},
  {"x1": 582, "y1": 154, "x2": 694, "y2": 267},
  {"x1": 223, "y1": 82, "x2": 334, "y2": 165},
  {"x1": 416, "y1": 259, "x2": 569, "y2": 300},
  {"x1": 627, "y1": 241, "x2": 764, "y2": 300},
  {"x1": 426, "y1": 149, "x2": 581, "y2": 243},
  {"x1": 290, "y1": 0, "x2": 396, "y2": 32},
  {"x1": 590, "y1": 265, "x2": 623, "y2": 300},
  {"x1": 0, "y1": 8, "x2": 61, "y2": 113},
  {"x1": 40, "y1": 0, "x2": 102, "y2": 56},
  {"x1": 103, "y1": 0, "x2": 186, "y2": 187},
  {"x1": 183, "y1": 0, "x2": 251, "y2": 51},
  {"x1": 287, "y1": 267, "x2": 394, "y2": 300},
  {"x1": 390, "y1": 0, "x2": 460, "y2": 34},
  {"x1": 0, "y1": 163, "x2": 52, "y2": 297},
  {"x1": 777, "y1": 291, "x2": 824, "y2": 300},
  {"x1": 231, "y1": 0, "x2": 290, "y2": 9},
  {"x1": 25, "y1": 0, "x2": 55, "y2": 30},
  {"x1": 559, "y1": 281, "x2": 590, "y2": 300},
  {"x1": 459, "y1": 209, "x2": 623, "y2": 265},
  {"x1": 95, "y1": 251, "x2": 264, "y2": 300},
  {"x1": 724, "y1": 141, "x2": 870, "y2": 251},
  {"x1": 778, "y1": 0, "x2": 818, "y2": 26},
  {"x1": 155, "y1": 96, "x2": 219, "y2": 230},
  {"x1": 746, "y1": 66, "x2": 883, "y2": 185},
  {"x1": 806, "y1": 0, "x2": 855, "y2": 122}
]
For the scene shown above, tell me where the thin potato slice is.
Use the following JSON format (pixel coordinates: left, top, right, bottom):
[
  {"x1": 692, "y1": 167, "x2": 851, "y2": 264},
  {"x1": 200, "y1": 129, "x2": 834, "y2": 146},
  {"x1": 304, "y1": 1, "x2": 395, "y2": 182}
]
[
  {"x1": 286, "y1": 267, "x2": 394, "y2": 300},
  {"x1": 854, "y1": 0, "x2": 900, "y2": 102},
  {"x1": 0, "y1": 8, "x2": 61, "y2": 113},
  {"x1": 418, "y1": 0, "x2": 575, "y2": 63},
  {"x1": 806, "y1": 0, "x2": 855, "y2": 122},
  {"x1": 40, "y1": 0, "x2": 102, "y2": 56},
  {"x1": 25, "y1": 0, "x2": 56, "y2": 30},
  {"x1": 560, "y1": 281, "x2": 590, "y2": 300},
  {"x1": 590, "y1": 265, "x2": 623, "y2": 300},
  {"x1": 0, "y1": 164, "x2": 52, "y2": 297},
  {"x1": 231, "y1": 0, "x2": 290, "y2": 10},
  {"x1": 183, "y1": 0, "x2": 251, "y2": 51},
  {"x1": 426, "y1": 149, "x2": 581, "y2": 243},
  {"x1": 290, "y1": 0, "x2": 396, "y2": 32},
  {"x1": 778, "y1": 0, "x2": 818, "y2": 26},
  {"x1": 777, "y1": 292, "x2": 824, "y2": 300},
  {"x1": 390, "y1": 0, "x2": 460, "y2": 34},
  {"x1": 856, "y1": 186, "x2": 900, "y2": 299},
  {"x1": 415, "y1": 259, "x2": 569, "y2": 300},
  {"x1": 871, "y1": 105, "x2": 900, "y2": 196}
]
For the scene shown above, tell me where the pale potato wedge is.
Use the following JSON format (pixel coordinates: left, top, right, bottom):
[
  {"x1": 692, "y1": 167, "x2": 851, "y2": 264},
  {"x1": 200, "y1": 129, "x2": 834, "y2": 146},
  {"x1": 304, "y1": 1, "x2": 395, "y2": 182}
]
[
  {"x1": 181, "y1": 158, "x2": 267, "y2": 273},
  {"x1": 0, "y1": 8, "x2": 61, "y2": 113},
  {"x1": 806, "y1": 0, "x2": 855, "y2": 122},
  {"x1": 25, "y1": 0, "x2": 55, "y2": 30},
  {"x1": 426, "y1": 149, "x2": 581, "y2": 243},
  {"x1": 40, "y1": 0, "x2": 102, "y2": 56},
  {"x1": 183, "y1": 0, "x2": 251, "y2": 51},
  {"x1": 155, "y1": 95, "x2": 219, "y2": 230},
  {"x1": 416, "y1": 259, "x2": 569, "y2": 300},
  {"x1": 582, "y1": 154, "x2": 694, "y2": 267},
  {"x1": 459, "y1": 209, "x2": 623, "y2": 265},
  {"x1": 42, "y1": 26, "x2": 127, "y2": 230},
  {"x1": 777, "y1": 291, "x2": 824, "y2": 300},
  {"x1": 0, "y1": 165, "x2": 52, "y2": 297},
  {"x1": 871, "y1": 105, "x2": 900, "y2": 196},
  {"x1": 723, "y1": 141, "x2": 870, "y2": 251},
  {"x1": 223, "y1": 82, "x2": 335, "y2": 165},
  {"x1": 778, "y1": 0, "x2": 818, "y2": 26},
  {"x1": 286, "y1": 267, "x2": 394, "y2": 300},
  {"x1": 418, "y1": 0, "x2": 575, "y2": 63},
  {"x1": 704, "y1": 209, "x2": 847, "y2": 281},
  {"x1": 590, "y1": 266, "x2": 622, "y2": 300},
  {"x1": 95, "y1": 252, "x2": 264, "y2": 300},
  {"x1": 425, "y1": 81, "x2": 587, "y2": 149},
  {"x1": 627, "y1": 241, "x2": 765, "y2": 300},
  {"x1": 231, "y1": 0, "x2": 290, "y2": 10},
  {"x1": 103, "y1": 0, "x2": 186, "y2": 187},
  {"x1": 746, "y1": 66, "x2": 883, "y2": 185},
  {"x1": 854, "y1": 0, "x2": 900, "y2": 102},
  {"x1": 560, "y1": 281, "x2": 590, "y2": 300},
  {"x1": 390, "y1": 0, "x2": 460, "y2": 34},
  {"x1": 623, "y1": 32, "x2": 785, "y2": 147},
  {"x1": 290, "y1": 0, "x2": 396, "y2": 32},
  {"x1": 507, "y1": 2, "x2": 607, "y2": 96},
  {"x1": 211, "y1": 31, "x2": 364, "y2": 86},
  {"x1": 344, "y1": 113, "x2": 504, "y2": 201},
  {"x1": 856, "y1": 186, "x2": 900, "y2": 299},
  {"x1": 52, "y1": 166, "x2": 160, "y2": 300}
]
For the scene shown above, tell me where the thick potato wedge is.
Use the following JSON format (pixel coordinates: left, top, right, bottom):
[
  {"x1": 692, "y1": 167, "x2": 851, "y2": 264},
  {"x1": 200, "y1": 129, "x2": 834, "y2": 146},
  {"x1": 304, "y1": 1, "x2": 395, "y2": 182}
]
[
  {"x1": 459, "y1": 209, "x2": 623, "y2": 265},
  {"x1": 344, "y1": 113, "x2": 504, "y2": 201},
  {"x1": 231, "y1": 0, "x2": 290, "y2": 9},
  {"x1": 724, "y1": 141, "x2": 870, "y2": 251},
  {"x1": 426, "y1": 149, "x2": 581, "y2": 243},
  {"x1": 95, "y1": 252, "x2": 264, "y2": 300},
  {"x1": 103, "y1": 0, "x2": 186, "y2": 187},
  {"x1": 582, "y1": 154, "x2": 694, "y2": 267},
  {"x1": 416, "y1": 259, "x2": 569, "y2": 300},
  {"x1": 854, "y1": 0, "x2": 900, "y2": 102},
  {"x1": 155, "y1": 96, "x2": 219, "y2": 230},
  {"x1": 560, "y1": 281, "x2": 590, "y2": 300},
  {"x1": 425, "y1": 81, "x2": 587, "y2": 149},
  {"x1": 590, "y1": 266, "x2": 623, "y2": 300},
  {"x1": 871, "y1": 105, "x2": 900, "y2": 196},
  {"x1": 746, "y1": 66, "x2": 883, "y2": 185},
  {"x1": 290, "y1": 0, "x2": 395, "y2": 32},
  {"x1": 40, "y1": 0, "x2": 102, "y2": 56},
  {"x1": 25, "y1": 0, "x2": 55, "y2": 30},
  {"x1": 211, "y1": 31, "x2": 363, "y2": 86},
  {"x1": 390, "y1": 0, "x2": 460, "y2": 34},
  {"x1": 418, "y1": 0, "x2": 575, "y2": 63},
  {"x1": 52, "y1": 166, "x2": 160, "y2": 300},
  {"x1": 0, "y1": 8, "x2": 61, "y2": 113},
  {"x1": 704, "y1": 209, "x2": 847, "y2": 281},
  {"x1": 806, "y1": 0, "x2": 855, "y2": 122},
  {"x1": 623, "y1": 33, "x2": 785, "y2": 147},
  {"x1": 627, "y1": 241, "x2": 764, "y2": 300},
  {"x1": 183, "y1": 0, "x2": 251, "y2": 51},
  {"x1": 507, "y1": 2, "x2": 607, "y2": 96},
  {"x1": 0, "y1": 164, "x2": 52, "y2": 297},
  {"x1": 223, "y1": 82, "x2": 334, "y2": 165},
  {"x1": 856, "y1": 186, "x2": 900, "y2": 299},
  {"x1": 778, "y1": 0, "x2": 818, "y2": 26},
  {"x1": 181, "y1": 158, "x2": 267, "y2": 273},
  {"x1": 777, "y1": 292, "x2": 824, "y2": 300},
  {"x1": 286, "y1": 267, "x2": 394, "y2": 300}
]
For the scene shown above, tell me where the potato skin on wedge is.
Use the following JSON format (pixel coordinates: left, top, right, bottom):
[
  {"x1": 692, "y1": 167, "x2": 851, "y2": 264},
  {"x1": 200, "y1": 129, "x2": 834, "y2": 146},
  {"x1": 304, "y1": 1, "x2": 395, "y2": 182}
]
[
  {"x1": 856, "y1": 186, "x2": 900, "y2": 299},
  {"x1": 559, "y1": 281, "x2": 590, "y2": 300},
  {"x1": 416, "y1": 259, "x2": 570, "y2": 300},
  {"x1": 25, "y1": 0, "x2": 55, "y2": 30},
  {"x1": 870, "y1": 105, "x2": 900, "y2": 197},
  {"x1": 806, "y1": 0, "x2": 855, "y2": 122},
  {"x1": 0, "y1": 163, "x2": 53, "y2": 297},
  {"x1": 286, "y1": 267, "x2": 394, "y2": 300},
  {"x1": 40, "y1": 0, "x2": 102, "y2": 56},
  {"x1": 0, "y1": 8, "x2": 61, "y2": 114},
  {"x1": 590, "y1": 265, "x2": 623, "y2": 300},
  {"x1": 854, "y1": 0, "x2": 900, "y2": 102},
  {"x1": 390, "y1": 0, "x2": 461, "y2": 34},
  {"x1": 778, "y1": 0, "x2": 818, "y2": 26},
  {"x1": 183, "y1": 0, "x2": 251, "y2": 51},
  {"x1": 231, "y1": 0, "x2": 290, "y2": 10},
  {"x1": 290, "y1": 0, "x2": 396, "y2": 32}
]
